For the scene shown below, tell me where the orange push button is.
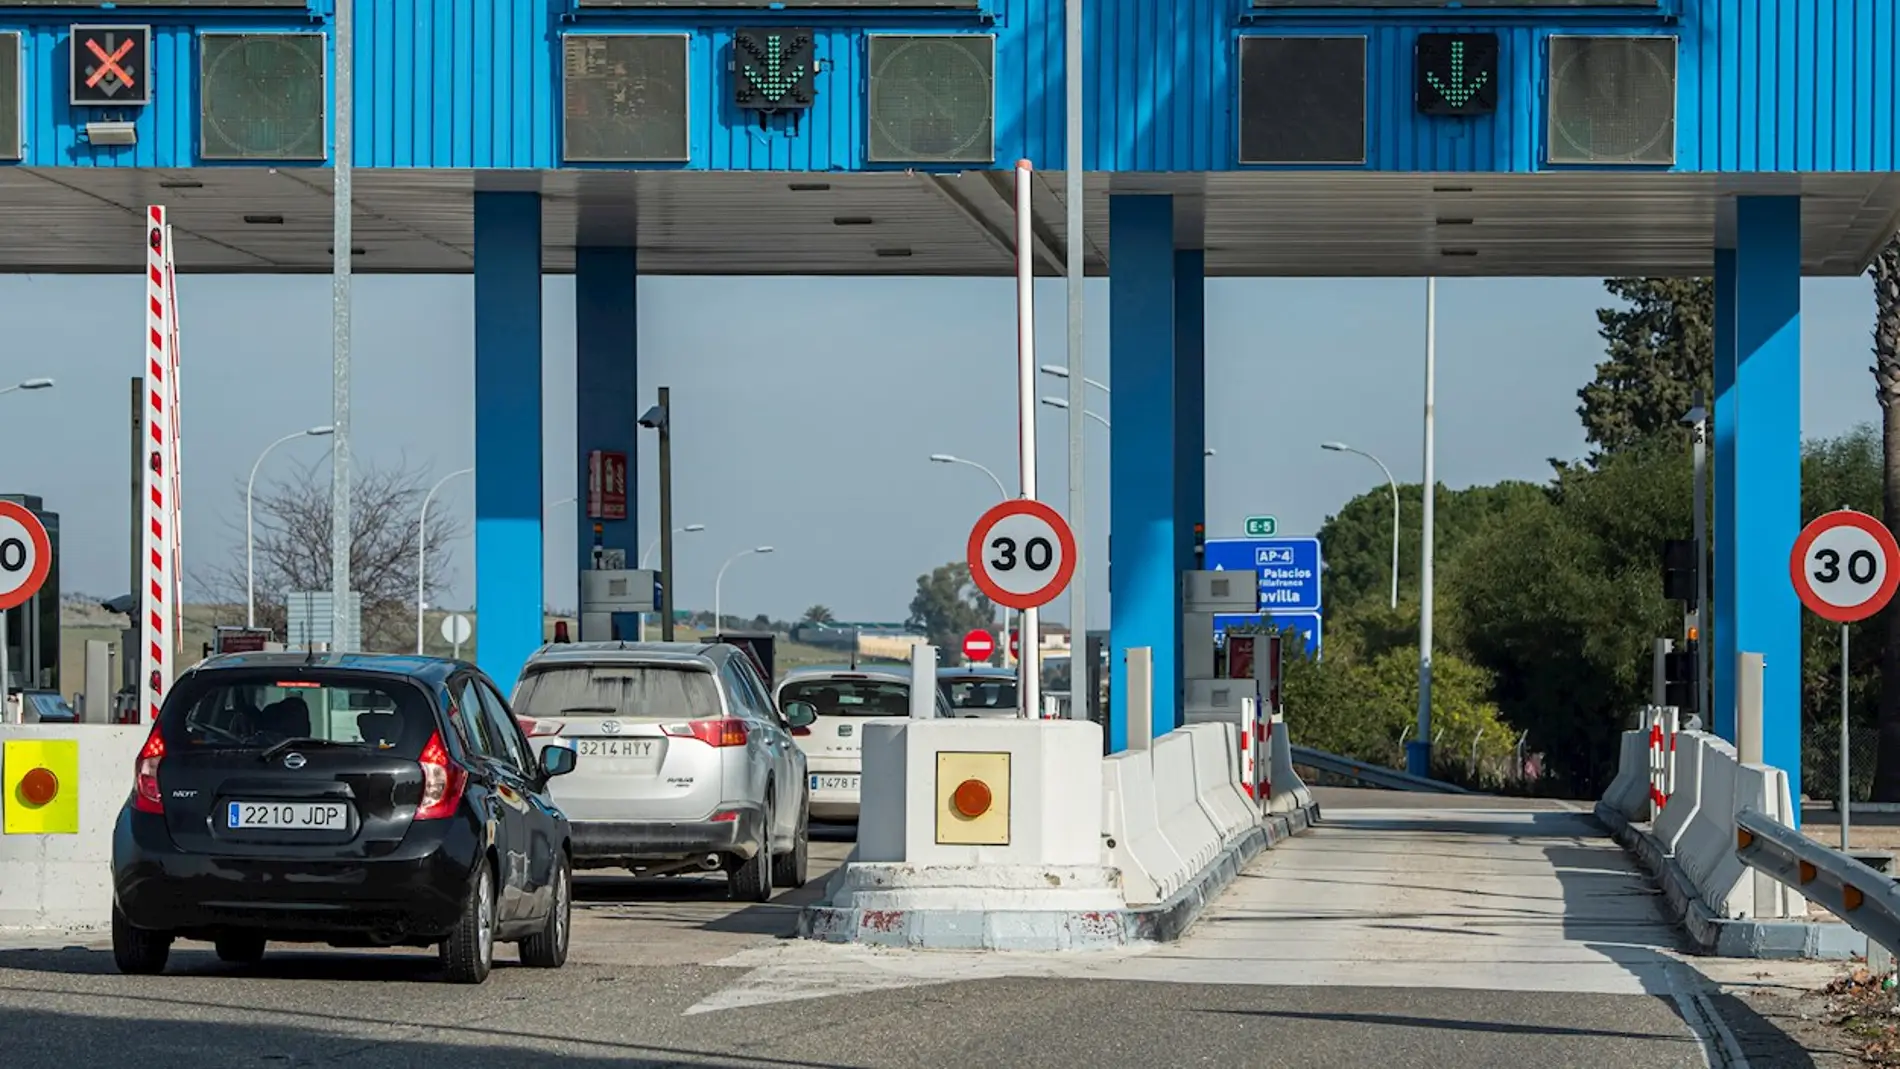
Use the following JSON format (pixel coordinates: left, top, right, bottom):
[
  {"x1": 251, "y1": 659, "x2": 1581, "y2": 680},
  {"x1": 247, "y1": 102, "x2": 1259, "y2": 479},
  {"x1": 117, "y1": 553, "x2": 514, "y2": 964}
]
[
  {"x1": 952, "y1": 778, "x2": 992, "y2": 818},
  {"x1": 17, "y1": 767, "x2": 57, "y2": 807}
]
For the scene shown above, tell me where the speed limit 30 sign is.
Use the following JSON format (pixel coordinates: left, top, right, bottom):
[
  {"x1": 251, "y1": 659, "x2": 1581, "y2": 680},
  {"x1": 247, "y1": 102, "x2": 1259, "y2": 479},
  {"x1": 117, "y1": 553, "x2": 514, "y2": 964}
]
[
  {"x1": 1790, "y1": 509, "x2": 1900, "y2": 623},
  {"x1": 0, "y1": 500, "x2": 51, "y2": 612},
  {"x1": 967, "y1": 499, "x2": 1077, "y2": 611}
]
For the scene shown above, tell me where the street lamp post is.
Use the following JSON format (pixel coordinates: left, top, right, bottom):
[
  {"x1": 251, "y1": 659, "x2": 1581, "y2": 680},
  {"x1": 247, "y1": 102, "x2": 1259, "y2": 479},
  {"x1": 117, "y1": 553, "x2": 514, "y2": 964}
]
[
  {"x1": 0, "y1": 377, "x2": 54, "y2": 397},
  {"x1": 1039, "y1": 395, "x2": 1110, "y2": 430},
  {"x1": 929, "y1": 454, "x2": 1012, "y2": 657},
  {"x1": 247, "y1": 425, "x2": 335, "y2": 627},
  {"x1": 641, "y1": 524, "x2": 706, "y2": 569},
  {"x1": 1411, "y1": 277, "x2": 1439, "y2": 778},
  {"x1": 416, "y1": 467, "x2": 473, "y2": 654},
  {"x1": 1320, "y1": 441, "x2": 1400, "y2": 610},
  {"x1": 714, "y1": 547, "x2": 774, "y2": 636},
  {"x1": 639, "y1": 391, "x2": 677, "y2": 640},
  {"x1": 1039, "y1": 365, "x2": 1109, "y2": 395},
  {"x1": 640, "y1": 524, "x2": 706, "y2": 639}
]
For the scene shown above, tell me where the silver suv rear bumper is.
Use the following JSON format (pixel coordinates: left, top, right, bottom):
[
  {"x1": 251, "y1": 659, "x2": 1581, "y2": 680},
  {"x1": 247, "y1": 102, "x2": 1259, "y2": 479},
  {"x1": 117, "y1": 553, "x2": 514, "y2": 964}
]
[{"x1": 568, "y1": 803, "x2": 766, "y2": 866}]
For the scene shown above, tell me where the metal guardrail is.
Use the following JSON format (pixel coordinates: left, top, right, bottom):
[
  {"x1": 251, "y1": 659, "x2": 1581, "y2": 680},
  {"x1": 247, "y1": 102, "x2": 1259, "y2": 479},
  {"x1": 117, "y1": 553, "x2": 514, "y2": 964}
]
[
  {"x1": 1736, "y1": 807, "x2": 1900, "y2": 956},
  {"x1": 1290, "y1": 744, "x2": 1476, "y2": 795}
]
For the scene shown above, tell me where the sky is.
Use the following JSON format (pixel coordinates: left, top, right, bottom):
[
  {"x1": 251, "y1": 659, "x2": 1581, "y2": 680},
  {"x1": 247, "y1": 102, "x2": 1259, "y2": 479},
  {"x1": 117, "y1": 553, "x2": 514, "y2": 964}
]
[{"x1": 0, "y1": 268, "x2": 1881, "y2": 631}]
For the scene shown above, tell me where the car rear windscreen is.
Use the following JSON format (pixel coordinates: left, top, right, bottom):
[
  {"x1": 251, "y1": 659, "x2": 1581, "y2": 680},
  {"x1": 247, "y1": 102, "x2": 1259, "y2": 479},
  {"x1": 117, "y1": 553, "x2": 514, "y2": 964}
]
[
  {"x1": 778, "y1": 678, "x2": 911, "y2": 717},
  {"x1": 944, "y1": 678, "x2": 1017, "y2": 711},
  {"x1": 513, "y1": 664, "x2": 723, "y2": 720},
  {"x1": 161, "y1": 670, "x2": 437, "y2": 758}
]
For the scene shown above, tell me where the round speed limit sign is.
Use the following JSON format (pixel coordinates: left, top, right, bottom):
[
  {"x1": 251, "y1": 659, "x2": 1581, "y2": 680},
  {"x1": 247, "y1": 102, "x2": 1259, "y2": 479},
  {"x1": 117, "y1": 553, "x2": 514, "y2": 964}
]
[
  {"x1": 0, "y1": 500, "x2": 51, "y2": 612},
  {"x1": 967, "y1": 499, "x2": 1077, "y2": 611},
  {"x1": 1790, "y1": 509, "x2": 1900, "y2": 623}
]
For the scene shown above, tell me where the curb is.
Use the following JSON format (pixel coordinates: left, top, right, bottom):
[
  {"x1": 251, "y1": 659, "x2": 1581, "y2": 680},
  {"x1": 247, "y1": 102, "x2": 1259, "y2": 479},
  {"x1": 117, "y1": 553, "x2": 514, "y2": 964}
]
[
  {"x1": 1594, "y1": 802, "x2": 1866, "y2": 960},
  {"x1": 796, "y1": 803, "x2": 1321, "y2": 951}
]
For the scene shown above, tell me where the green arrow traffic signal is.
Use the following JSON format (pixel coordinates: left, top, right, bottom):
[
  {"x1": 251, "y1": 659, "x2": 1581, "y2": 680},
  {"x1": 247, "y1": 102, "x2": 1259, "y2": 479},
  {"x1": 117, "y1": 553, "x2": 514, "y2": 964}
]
[
  {"x1": 746, "y1": 34, "x2": 793, "y2": 100},
  {"x1": 1415, "y1": 32, "x2": 1498, "y2": 117},
  {"x1": 1426, "y1": 40, "x2": 1488, "y2": 108}
]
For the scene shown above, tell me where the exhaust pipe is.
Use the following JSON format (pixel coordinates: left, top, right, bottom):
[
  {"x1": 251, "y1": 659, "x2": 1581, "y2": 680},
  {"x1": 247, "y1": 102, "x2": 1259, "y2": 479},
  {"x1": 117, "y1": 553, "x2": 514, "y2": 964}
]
[{"x1": 699, "y1": 853, "x2": 722, "y2": 871}]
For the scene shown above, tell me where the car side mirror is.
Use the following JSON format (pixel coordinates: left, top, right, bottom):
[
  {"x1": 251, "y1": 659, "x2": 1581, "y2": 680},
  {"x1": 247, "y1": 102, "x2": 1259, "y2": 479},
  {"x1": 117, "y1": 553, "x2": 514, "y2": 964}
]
[
  {"x1": 783, "y1": 701, "x2": 818, "y2": 729},
  {"x1": 539, "y1": 744, "x2": 577, "y2": 778}
]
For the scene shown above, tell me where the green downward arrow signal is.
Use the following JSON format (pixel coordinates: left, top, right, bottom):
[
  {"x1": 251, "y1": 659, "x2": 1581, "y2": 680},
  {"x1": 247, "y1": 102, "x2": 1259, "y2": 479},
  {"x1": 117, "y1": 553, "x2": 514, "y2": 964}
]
[
  {"x1": 1426, "y1": 40, "x2": 1489, "y2": 108},
  {"x1": 745, "y1": 35, "x2": 793, "y2": 101}
]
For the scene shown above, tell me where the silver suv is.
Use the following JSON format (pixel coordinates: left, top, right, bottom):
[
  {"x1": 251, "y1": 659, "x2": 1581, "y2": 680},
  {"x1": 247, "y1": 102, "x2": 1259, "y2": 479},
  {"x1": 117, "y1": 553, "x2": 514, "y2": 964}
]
[{"x1": 509, "y1": 642, "x2": 813, "y2": 902}]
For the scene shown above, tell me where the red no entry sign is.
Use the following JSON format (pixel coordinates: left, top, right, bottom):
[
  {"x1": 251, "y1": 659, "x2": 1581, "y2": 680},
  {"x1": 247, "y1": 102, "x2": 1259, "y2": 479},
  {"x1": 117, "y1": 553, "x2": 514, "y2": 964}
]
[
  {"x1": 961, "y1": 629, "x2": 995, "y2": 663},
  {"x1": 1791, "y1": 509, "x2": 1900, "y2": 623}
]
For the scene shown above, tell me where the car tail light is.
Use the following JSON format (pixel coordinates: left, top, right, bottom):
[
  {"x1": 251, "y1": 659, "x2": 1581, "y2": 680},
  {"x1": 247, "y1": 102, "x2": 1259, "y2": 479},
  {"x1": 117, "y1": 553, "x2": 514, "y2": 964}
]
[
  {"x1": 517, "y1": 716, "x2": 564, "y2": 737},
  {"x1": 663, "y1": 719, "x2": 748, "y2": 747},
  {"x1": 132, "y1": 725, "x2": 165, "y2": 813},
  {"x1": 791, "y1": 726, "x2": 811, "y2": 737},
  {"x1": 415, "y1": 730, "x2": 468, "y2": 820}
]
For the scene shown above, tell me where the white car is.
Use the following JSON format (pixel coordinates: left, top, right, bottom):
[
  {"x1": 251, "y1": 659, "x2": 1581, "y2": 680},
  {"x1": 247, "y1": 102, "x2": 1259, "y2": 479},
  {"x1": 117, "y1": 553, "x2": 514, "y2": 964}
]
[{"x1": 773, "y1": 665, "x2": 949, "y2": 822}]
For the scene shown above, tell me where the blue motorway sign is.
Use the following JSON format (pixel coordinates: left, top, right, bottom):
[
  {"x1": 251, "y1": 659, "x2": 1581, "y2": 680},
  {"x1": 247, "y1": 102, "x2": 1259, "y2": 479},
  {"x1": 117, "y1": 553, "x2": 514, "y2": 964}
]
[
  {"x1": 1215, "y1": 612, "x2": 1322, "y2": 658},
  {"x1": 1202, "y1": 537, "x2": 1322, "y2": 613}
]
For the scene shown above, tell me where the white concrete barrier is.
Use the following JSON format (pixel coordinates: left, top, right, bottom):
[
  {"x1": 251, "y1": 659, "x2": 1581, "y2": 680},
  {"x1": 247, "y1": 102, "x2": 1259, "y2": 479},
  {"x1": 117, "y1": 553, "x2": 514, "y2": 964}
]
[
  {"x1": 1182, "y1": 723, "x2": 1255, "y2": 839},
  {"x1": 1601, "y1": 727, "x2": 1807, "y2": 924},
  {"x1": 1101, "y1": 751, "x2": 1187, "y2": 907},
  {"x1": 1150, "y1": 730, "x2": 1223, "y2": 873},
  {"x1": 1600, "y1": 730, "x2": 1651, "y2": 822},
  {"x1": 1265, "y1": 714, "x2": 1311, "y2": 814},
  {"x1": 1651, "y1": 731, "x2": 1703, "y2": 855},
  {"x1": 0, "y1": 724, "x2": 147, "y2": 930}
]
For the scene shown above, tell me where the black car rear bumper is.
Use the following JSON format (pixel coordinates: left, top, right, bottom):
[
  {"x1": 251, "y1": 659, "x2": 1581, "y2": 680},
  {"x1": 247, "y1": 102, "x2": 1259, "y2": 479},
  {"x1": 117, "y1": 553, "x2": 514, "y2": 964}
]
[
  {"x1": 568, "y1": 804, "x2": 766, "y2": 865},
  {"x1": 111, "y1": 808, "x2": 483, "y2": 943}
]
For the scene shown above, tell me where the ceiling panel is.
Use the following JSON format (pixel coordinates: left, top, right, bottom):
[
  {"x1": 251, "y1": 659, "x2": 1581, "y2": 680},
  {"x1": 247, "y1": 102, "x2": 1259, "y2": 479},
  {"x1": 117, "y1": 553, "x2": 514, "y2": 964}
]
[{"x1": 0, "y1": 167, "x2": 1892, "y2": 277}]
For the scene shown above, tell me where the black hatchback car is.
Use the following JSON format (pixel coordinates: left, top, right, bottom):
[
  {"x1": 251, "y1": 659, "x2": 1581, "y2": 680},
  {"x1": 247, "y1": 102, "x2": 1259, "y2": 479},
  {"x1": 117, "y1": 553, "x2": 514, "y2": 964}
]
[{"x1": 110, "y1": 652, "x2": 578, "y2": 984}]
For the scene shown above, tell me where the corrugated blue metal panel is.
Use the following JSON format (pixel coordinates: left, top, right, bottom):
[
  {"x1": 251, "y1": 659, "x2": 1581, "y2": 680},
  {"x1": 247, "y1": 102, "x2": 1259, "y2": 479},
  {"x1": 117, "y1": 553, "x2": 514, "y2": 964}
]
[
  {"x1": 1086, "y1": 0, "x2": 1900, "y2": 174},
  {"x1": 359, "y1": 0, "x2": 1058, "y2": 171},
  {"x1": 357, "y1": 0, "x2": 558, "y2": 168},
  {"x1": 11, "y1": 21, "x2": 274, "y2": 168}
]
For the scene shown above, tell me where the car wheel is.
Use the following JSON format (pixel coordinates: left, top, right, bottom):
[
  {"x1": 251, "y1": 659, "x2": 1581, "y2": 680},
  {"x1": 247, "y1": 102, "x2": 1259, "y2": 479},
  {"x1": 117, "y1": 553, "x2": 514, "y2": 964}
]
[
  {"x1": 111, "y1": 903, "x2": 171, "y2": 976},
  {"x1": 441, "y1": 858, "x2": 496, "y2": 984},
  {"x1": 772, "y1": 791, "x2": 809, "y2": 889},
  {"x1": 726, "y1": 800, "x2": 775, "y2": 903},
  {"x1": 214, "y1": 933, "x2": 267, "y2": 966},
  {"x1": 518, "y1": 853, "x2": 571, "y2": 969}
]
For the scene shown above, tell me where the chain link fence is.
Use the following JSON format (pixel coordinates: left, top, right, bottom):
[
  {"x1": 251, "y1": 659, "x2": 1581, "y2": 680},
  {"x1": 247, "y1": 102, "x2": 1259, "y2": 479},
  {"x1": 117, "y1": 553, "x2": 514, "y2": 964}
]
[{"x1": 1802, "y1": 720, "x2": 1880, "y2": 804}]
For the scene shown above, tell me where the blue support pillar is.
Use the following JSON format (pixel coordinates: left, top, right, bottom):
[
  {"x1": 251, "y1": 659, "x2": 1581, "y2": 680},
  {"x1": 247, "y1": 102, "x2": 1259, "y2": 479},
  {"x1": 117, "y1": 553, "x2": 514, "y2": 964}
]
[
  {"x1": 1712, "y1": 246, "x2": 1737, "y2": 742},
  {"x1": 1732, "y1": 196, "x2": 1803, "y2": 813},
  {"x1": 1174, "y1": 250, "x2": 1207, "y2": 690},
  {"x1": 473, "y1": 191, "x2": 544, "y2": 690},
  {"x1": 1108, "y1": 194, "x2": 1177, "y2": 751},
  {"x1": 575, "y1": 246, "x2": 640, "y2": 638}
]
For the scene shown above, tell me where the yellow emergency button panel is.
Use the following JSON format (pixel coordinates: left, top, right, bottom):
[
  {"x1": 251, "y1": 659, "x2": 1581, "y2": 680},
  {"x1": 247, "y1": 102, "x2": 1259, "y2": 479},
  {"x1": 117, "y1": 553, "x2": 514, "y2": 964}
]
[
  {"x1": 4, "y1": 738, "x2": 80, "y2": 835},
  {"x1": 935, "y1": 750, "x2": 1010, "y2": 846}
]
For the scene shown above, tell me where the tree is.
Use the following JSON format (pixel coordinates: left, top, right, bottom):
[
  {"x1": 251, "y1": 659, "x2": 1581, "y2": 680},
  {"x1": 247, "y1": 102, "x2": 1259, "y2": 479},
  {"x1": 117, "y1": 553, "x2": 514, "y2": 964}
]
[
  {"x1": 1317, "y1": 479, "x2": 1548, "y2": 619},
  {"x1": 202, "y1": 457, "x2": 464, "y2": 652},
  {"x1": 1442, "y1": 441, "x2": 1692, "y2": 795},
  {"x1": 802, "y1": 605, "x2": 835, "y2": 625},
  {"x1": 1280, "y1": 639, "x2": 1519, "y2": 787},
  {"x1": 1578, "y1": 278, "x2": 1715, "y2": 460},
  {"x1": 906, "y1": 561, "x2": 996, "y2": 658},
  {"x1": 1872, "y1": 235, "x2": 1900, "y2": 800}
]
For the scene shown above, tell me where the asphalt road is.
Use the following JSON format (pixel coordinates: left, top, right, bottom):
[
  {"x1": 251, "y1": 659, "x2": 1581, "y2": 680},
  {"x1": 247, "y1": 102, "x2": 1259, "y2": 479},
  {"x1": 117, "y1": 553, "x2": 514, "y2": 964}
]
[{"x1": 0, "y1": 804, "x2": 1844, "y2": 1068}]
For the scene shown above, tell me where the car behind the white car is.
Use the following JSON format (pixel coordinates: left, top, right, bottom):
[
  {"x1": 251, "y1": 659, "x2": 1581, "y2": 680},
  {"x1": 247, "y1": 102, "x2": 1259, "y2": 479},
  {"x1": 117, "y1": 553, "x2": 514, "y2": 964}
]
[{"x1": 774, "y1": 665, "x2": 948, "y2": 822}]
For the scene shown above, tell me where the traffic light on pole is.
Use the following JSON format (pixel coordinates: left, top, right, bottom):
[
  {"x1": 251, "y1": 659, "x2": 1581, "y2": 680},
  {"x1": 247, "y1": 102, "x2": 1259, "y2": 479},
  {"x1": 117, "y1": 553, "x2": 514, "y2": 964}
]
[
  {"x1": 1663, "y1": 640, "x2": 1698, "y2": 710},
  {"x1": 1661, "y1": 539, "x2": 1697, "y2": 604}
]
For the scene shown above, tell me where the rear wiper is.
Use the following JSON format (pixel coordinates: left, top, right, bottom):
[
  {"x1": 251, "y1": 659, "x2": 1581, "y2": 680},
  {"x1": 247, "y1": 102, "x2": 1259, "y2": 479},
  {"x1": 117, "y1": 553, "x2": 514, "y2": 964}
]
[
  {"x1": 558, "y1": 705, "x2": 619, "y2": 714},
  {"x1": 259, "y1": 736, "x2": 347, "y2": 762}
]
